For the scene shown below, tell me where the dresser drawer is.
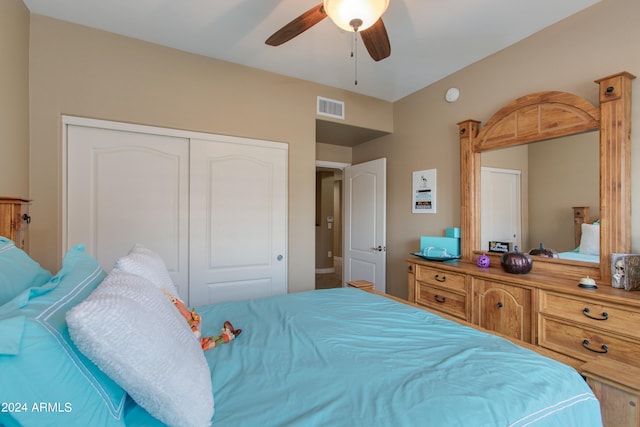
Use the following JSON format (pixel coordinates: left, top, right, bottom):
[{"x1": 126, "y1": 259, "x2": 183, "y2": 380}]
[
  {"x1": 539, "y1": 315, "x2": 640, "y2": 365},
  {"x1": 415, "y1": 266, "x2": 466, "y2": 292},
  {"x1": 539, "y1": 291, "x2": 640, "y2": 340},
  {"x1": 416, "y1": 282, "x2": 468, "y2": 320}
]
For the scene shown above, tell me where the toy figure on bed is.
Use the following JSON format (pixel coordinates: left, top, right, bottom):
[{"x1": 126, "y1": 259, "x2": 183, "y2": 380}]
[{"x1": 163, "y1": 290, "x2": 242, "y2": 351}]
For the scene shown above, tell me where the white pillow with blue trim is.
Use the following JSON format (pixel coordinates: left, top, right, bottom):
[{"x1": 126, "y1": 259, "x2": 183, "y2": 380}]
[{"x1": 66, "y1": 269, "x2": 214, "y2": 427}]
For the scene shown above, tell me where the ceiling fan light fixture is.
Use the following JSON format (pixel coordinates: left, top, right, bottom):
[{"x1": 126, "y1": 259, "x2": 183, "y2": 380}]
[{"x1": 323, "y1": 0, "x2": 389, "y2": 32}]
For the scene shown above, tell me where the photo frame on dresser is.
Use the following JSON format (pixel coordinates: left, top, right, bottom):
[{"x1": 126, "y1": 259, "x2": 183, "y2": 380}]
[{"x1": 611, "y1": 253, "x2": 640, "y2": 291}]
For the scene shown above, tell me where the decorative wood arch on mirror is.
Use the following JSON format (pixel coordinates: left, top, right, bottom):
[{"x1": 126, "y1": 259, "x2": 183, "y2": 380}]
[{"x1": 458, "y1": 71, "x2": 635, "y2": 284}]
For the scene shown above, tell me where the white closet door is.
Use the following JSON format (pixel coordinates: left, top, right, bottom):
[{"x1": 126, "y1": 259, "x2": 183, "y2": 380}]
[
  {"x1": 189, "y1": 138, "x2": 288, "y2": 305},
  {"x1": 66, "y1": 123, "x2": 190, "y2": 297}
]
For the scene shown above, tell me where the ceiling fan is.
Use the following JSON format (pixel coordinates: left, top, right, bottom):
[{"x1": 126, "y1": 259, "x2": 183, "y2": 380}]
[{"x1": 265, "y1": 0, "x2": 391, "y2": 62}]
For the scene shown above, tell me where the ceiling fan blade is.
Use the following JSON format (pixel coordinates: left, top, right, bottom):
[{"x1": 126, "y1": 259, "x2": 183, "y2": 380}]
[
  {"x1": 360, "y1": 18, "x2": 391, "y2": 61},
  {"x1": 265, "y1": 4, "x2": 327, "y2": 46}
]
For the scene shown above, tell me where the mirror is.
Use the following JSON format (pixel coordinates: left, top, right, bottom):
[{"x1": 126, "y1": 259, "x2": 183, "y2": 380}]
[
  {"x1": 480, "y1": 131, "x2": 599, "y2": 259},
  {"x1": 458, "y1": 72, "x2": 634, "y2": 283}
]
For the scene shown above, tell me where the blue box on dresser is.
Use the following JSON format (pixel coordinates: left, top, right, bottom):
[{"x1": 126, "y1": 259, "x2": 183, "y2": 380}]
[{"x1": 445, "y1": 227, "x2": 461, "y2": 238}]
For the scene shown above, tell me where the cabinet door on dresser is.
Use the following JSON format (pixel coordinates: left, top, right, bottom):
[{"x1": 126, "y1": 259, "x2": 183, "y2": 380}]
[
  {"x1": 538, "y1": 290, "x2": 640, "y2": 365},
  {"x1": 0, "y1": 198, "x2": 30, "y2": 250},
  {"x1": 582, "y1": 359, "x2": 640, "y2": 427},
  {"x1": 413, "y1": 264, "x2": 469, "y2": 321},
  {"x1": 473, "y1": 279, "x2": 534, "y2": 343}
]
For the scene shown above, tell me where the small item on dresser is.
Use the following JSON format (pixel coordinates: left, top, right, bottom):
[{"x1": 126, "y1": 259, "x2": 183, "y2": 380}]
[
  {"x1": 622, "y1": 255, "x2": 640, "y2": 291},
  {"x1": 578, "y1": 276, "x2": 598, "y2": 289},
  {"x1": 488, "y1": 241, "x2": 510, "y2": 253},
  {"x1": 500, "y1": 246, "x2": 533, "y2": 274},
  {"x1": 611, "y1": 253, "x2": 640, "y2": 290},
  {"x1": 411, "y1": 244, "x2": 461, "y2": 262},
  {"x1": 529, "y1": 243, "x2": 559, "y2": 259},
  {"x1": 476, "y1": 253, "x2": 491, "y2": 268}
]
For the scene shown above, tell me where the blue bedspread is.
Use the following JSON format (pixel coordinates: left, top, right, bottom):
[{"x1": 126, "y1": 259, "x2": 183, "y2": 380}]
[
  {"x1": 557, "y1": 251, "x2": 600, "y2": 263},
  {"x1": 125, "y1": 288, "x2": 602, "y2": 427}
]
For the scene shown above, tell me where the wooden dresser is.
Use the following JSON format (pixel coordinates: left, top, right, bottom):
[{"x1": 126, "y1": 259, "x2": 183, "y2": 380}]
[
  {"x1": 448, "y1": 71, "x2": 636, "y2": 426},
  {"x1": 408, "y1": 258, "x2": 640, "y2": 368},
  {"x1": 0, "y1": 197, "x2": 31, "y2": 250},
  {"x1": 408, "y1": 257, "x2": 640, "y2": 426}
]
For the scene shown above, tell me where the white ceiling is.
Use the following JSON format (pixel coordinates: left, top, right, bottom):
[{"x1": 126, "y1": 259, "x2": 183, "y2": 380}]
[{"x1": 22, "y1": 0, "x2": 599, "y2": 102}]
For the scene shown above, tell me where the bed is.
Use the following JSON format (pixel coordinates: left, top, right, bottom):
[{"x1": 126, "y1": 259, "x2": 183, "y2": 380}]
[{"x1": 0, "y1": 239, "x2": 603, "y2": 427}]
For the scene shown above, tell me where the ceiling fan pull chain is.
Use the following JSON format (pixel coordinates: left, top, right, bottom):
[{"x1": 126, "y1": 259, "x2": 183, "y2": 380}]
[
  {"x1": 350, "y1": 37, "x2": 354, "y2": 58},
  {"x1": 353, "y1": 31, "x2": 358, "y2": 86}
]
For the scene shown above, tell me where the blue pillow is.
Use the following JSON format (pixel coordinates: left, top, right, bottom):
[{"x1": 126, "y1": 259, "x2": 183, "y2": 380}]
[
  {"x1": 0, "y1": 237, "x2": 52, "y2": 306},
  {"x1": 0, "y1": 245, "x2": 127, "y2": 427},
  {"x1": 0, "y1": 315, "x2": 25, "y2": 355}
]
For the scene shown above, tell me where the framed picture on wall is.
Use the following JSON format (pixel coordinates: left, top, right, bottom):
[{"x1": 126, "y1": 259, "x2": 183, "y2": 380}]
[{"x1": 412, "y1": 169, "x2": 436, "y2": 214}]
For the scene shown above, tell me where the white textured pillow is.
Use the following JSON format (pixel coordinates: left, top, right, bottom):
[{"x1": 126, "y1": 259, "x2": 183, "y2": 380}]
[
  {"x1": 66, "y1": 270, "x2": 213, "y2": 427},
  {"x1": 113, "y1": 244, "x2": 179, "y2": 295},
  {"x1": 579, "y1": 223, "x2": 600, "y2": 256}
]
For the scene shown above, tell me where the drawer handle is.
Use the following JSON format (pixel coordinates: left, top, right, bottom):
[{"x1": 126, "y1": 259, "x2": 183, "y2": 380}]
[
  {"x1": 497, "y1": 302, "x2": 504, "y2": 309},
  {"x1": 434, "y1": 295, "x2": 446, "y2": 303},
  {"x1": 583, "y1": 308, "x2": 608, "y2": 321},
  {"x1": 434, "y1": 274, "x2": 446, "y2": 282},
  {"x1": 582, "y1": 339, "x2": 608, "y2": 354}
]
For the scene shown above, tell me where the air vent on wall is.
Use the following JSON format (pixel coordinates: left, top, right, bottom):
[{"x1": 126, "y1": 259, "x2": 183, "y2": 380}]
[{"x1": 317, "y1": 96, "x2": 345, "y2": 120}]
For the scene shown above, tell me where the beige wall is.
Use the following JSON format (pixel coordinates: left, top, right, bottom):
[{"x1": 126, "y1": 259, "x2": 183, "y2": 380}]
[
  {"x1": 0, "y1": 0, "x2": 30, "y2": 198},
  {"x1": 316, "y1": 142, "x2": 352, "y2": 164},
  {"x1": 10, "y1": 0, "x2": 640, "y2": 300},
  {"x1": 27, "y1": 14, "x2": 392, "y2": 294},
  {"x1": 354, "y1": 0, "x2": 640, "y2": 298}
]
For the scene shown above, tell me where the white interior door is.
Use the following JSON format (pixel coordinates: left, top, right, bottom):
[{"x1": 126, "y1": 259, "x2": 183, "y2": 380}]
[
  {"x1": 481, "y1": 167, "x2": 522, "y2": 251},
  {"x1": 343, "y1": 158, "x2": 386, "y2": 292},
  {"x1": 189, "y1": 137, "x2": 288, "y2": 306},
  {"x1": 65, "y1": 121, "x2": 190, "y2": 297}
]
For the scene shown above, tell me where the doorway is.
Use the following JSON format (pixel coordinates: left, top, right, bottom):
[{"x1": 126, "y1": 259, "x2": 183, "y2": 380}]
[
  {"x1": 314, "y1": 158, "x2": 387, "y2": 292},
  {"x1": 315, "y1": 162, "x2": 348, "y2": 290}
]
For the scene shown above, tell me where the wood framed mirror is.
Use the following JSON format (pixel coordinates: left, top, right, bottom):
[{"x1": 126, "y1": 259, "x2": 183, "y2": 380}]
[{"x1": 458, "y1": 71, "x2": 635, "y2": 284}]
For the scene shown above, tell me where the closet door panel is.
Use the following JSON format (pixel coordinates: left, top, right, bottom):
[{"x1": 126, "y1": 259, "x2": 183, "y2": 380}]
[
  {"x1": 66, "y1": 124, "x2": 190, "y2": 296},
  {"x1": 189, "y1": 138, "x2": 288, "y2": 305}
]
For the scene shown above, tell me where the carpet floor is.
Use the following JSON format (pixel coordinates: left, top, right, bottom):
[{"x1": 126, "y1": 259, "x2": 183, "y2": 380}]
[{"x1": 315, "y1": 257, "x2": 343, "y2": 290}]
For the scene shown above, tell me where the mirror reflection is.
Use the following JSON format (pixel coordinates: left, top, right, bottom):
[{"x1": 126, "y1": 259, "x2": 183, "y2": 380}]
[{"x1": 480, "y1": 131, "x2": 599, "y2": 262}]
